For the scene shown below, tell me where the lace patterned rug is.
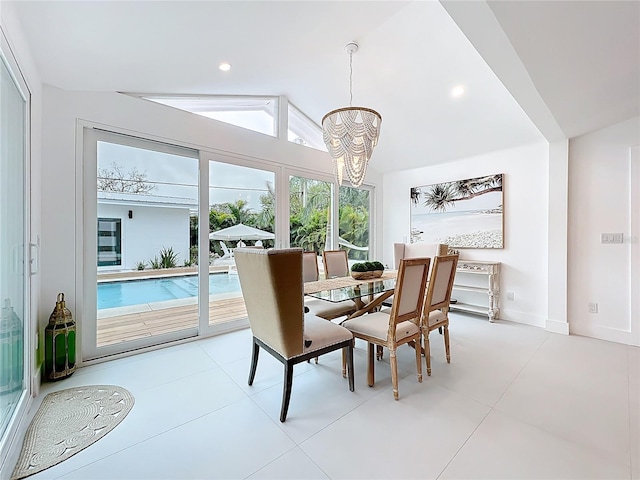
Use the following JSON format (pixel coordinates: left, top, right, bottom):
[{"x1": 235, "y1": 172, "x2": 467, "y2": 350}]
[{"x1": 11, "y1": 385, "x2": 134, "y2": 480}]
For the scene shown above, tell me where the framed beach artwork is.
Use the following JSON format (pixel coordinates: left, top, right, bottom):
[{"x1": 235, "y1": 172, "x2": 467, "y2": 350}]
[{"x1": 410, "y1": 174, "x2": 504, "y2": 249}]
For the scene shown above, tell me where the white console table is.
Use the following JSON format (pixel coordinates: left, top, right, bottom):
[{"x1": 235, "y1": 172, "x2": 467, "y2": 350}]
[{"x1": 450, "y1": 260, "x2": 500, "y2": 322}]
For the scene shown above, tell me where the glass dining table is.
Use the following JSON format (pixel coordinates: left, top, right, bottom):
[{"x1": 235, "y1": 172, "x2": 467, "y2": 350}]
[
  {"x1": 304, "y1": 271, "x2": 397, "y2": 320},
  {"x1": 304, "y1": 271, "x2": 398, "y2": 374}
]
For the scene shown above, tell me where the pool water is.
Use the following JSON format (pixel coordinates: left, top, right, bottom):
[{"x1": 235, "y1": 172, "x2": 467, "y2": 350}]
[{"x1": 97, "y1": 273, "x2": 241, "y2": 310}]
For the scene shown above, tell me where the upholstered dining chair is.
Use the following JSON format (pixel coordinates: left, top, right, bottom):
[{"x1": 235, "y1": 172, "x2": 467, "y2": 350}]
[
  {"x1": 234, "y1": 248, "x2": 355, "y2": 422},
  {"x1": 381, "y1": 242, "x2": 448, "y2": 309},
  {"x1": 393, "y1": 243, "x2": 448, "y2": 271},
  {"x1": 342, "y1": 257, "x2": 430, "y2": 400},
  {"x1": 303, "y1": 251, "x2": 357, "y2": 320},
  {"x1": 421, "y1": 254, "x2": 459, "y2": 376},
  {"x1": 322, "y1": 249, "x2": 350, "y2": 278}
]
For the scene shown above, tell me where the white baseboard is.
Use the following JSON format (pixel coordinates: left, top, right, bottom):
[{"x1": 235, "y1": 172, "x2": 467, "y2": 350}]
[{"x1": 546, "y1": 318, "x2": 569, "y2": 335}]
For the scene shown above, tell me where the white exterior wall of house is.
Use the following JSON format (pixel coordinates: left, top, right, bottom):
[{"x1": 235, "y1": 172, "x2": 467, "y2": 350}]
[{"x1": 97, "y1": 203, "x2": 191, "y2": 271}]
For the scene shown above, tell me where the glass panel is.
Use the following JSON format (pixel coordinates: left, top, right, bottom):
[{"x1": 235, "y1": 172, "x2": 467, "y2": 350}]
[
  {"x1": 96, "y1": 142, "x2": 198, "y2": 348},
  {"x1": 0, "y1": 56, "x2": 26, "y2": 442},
  {"x1": 339, "y1": 185, "x2": 371, "y2": 262},
  {"x1": 143, "y1": 95, "x2": 276, "y2": 137},
  {"x1": 288, "y1": 103, "x2": 326, "y2": 151},
  {"x1": 208, "y1": 161, "x2": 275, "y2": 327},
  {"x1": 289, "y1": 176, "x2": 334, "y2": 276}
]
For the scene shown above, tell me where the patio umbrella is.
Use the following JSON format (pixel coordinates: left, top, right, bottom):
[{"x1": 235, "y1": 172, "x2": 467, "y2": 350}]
[{"x1": 208, "y1": 223, "x2": 275, "y2": 241}]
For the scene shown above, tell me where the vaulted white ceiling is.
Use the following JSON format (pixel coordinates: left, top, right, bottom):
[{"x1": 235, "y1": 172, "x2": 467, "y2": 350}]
[{"x1": 7, "y1": 0, "x2": 639, "y2": 173}]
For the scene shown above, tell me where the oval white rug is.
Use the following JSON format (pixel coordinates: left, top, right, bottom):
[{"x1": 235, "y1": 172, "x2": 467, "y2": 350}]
[{"x1": 11, "y1": 385, "x2": 134, "y2": 480}]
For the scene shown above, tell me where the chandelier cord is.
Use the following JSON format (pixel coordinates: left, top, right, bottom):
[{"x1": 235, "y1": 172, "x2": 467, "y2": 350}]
[{"x1": 349, "y1": 50, "x2": 353, "y2": 107}]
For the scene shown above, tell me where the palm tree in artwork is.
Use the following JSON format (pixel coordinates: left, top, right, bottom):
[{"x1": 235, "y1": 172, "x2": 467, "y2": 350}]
[{"x1": 422, "y1": 174, "x2": 502, "y2": 212}]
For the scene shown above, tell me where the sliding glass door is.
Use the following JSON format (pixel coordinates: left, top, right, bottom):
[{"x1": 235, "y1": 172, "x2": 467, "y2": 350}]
[
  {"x1": 0, "y1": 47, "x2": 28, "y2": 464},
  {"x1": 204, "y1": 156, "x2": 276, "y2": 334},
  {"x1": 83, "y1": 130, "x2": 200, "y2": 359}
]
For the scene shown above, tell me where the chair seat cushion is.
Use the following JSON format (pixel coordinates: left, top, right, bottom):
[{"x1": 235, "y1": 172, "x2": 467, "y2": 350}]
[
  {"x1": 427, "y1": 310, "x2": 447, "y2": 327},
  {"x1": 342, "y1": 312, "x2": 419, "y2": 342},
  {"x1": 299, "y1": 314, "x2": 353, "y2": 357},
  {"x1": 304, "y1": 298, "x2": 356, "y2": 320}
]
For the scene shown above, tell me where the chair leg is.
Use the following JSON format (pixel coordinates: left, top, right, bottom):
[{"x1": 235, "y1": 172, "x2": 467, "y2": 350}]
[
  {"x1": 248, "y1": 338, "x2": 260, "y2": 385},
  {"x1": 280, "y1": 361, "x2": 294, "y2": 422},
  {"x1": 415, "y1": 336, "x2": 423, "y2": 383},
  {"x1": 376, "y1": 345, "x2": 383, "y2": 360},
  {"x1": 346, "y1": 343, "x2": 355, "y2": 392},
  {"x1": 424, "y1": 331, "x2": 432, "y2": 376},
  {"x1": 390, "y1": 348, "x2": 399, "y2": 400},
  {"x1": 341, "y1": 348, "x2": 347, "y2": 378},
  {"x1": 367, "y1": 342, "x2": 375, "y2": 387},
  {"x1": 444, "y1": 324, "x2": 451, "y2": 363}
]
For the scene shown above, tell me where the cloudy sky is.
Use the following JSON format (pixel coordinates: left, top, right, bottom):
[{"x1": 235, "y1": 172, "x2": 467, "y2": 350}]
[{"x1": 98, "y1": 141, "x2": 273, "y2": 210}]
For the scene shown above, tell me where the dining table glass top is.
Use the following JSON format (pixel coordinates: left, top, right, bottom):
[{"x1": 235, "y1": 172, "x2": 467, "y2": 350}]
[{"x1": 304, "y1": 272, "x2": 397, "y2": 303}]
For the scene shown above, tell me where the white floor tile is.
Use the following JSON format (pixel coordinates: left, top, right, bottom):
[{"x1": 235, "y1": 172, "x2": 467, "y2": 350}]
[
  {"x1": 300, "y1": 382, "x2": 490, "y2": 479},
  {"x1": 440, "y1": 409, "x2": 631, "y2": 479},
  {"x1": 57, "y1": 398, "x2": 295, "y2": 480},
  {"x1": 247, "y1": 447, "x2": 330, "y2": 479},
  {"x1": 16, "y1": 317, "x2": 638, "y2": 480},
  {"x1": 495, "y1": 334, "x2": 632, "y2": 464}
]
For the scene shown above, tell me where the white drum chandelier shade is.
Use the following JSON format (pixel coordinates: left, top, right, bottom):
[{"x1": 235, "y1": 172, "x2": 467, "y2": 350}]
[{"x1": 322, "y1": 43, "x2": 382, "y2": 187}]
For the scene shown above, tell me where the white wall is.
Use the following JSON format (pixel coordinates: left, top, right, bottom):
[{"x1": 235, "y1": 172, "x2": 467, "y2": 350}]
[
  {"x1": 97, "y1": 204, "x2": 191, "y2": 270},
  {"x1": 383, "y1": 140, "x2": 550, "y2": 327},
  {"x1": 40, "y1": 86, "x2": 384, "y2": 338},
  {"x1": 568, "y1": 116, "x2": 640, "y2": 346}
]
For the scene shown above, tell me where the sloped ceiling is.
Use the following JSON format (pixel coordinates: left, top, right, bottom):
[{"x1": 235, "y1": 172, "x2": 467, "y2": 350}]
[{"x1": 7, "y1": 1, "x2": 639, "y2": 173}]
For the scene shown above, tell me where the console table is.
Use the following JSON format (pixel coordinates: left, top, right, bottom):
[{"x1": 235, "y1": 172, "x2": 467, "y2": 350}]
[{"x1": 450, "y1": 260, "x2": 500, "y2": 322}]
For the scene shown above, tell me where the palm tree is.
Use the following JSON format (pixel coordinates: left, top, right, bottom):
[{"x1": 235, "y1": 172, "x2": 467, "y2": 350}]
[
  {"x1": 422, "y1": 174, "x2": 502, "y2": 212},
  {"x1": 255, "y1": 181, "x2": 275, "y2": 231},
  {"x1": 227, "y1": 200, "x2": 252, "y2": 225}
]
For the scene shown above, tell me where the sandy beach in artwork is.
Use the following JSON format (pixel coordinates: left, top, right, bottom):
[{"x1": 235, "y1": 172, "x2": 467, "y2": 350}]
[{"x1": 411, "y1": 211, "x2": 503, "y2": 248}]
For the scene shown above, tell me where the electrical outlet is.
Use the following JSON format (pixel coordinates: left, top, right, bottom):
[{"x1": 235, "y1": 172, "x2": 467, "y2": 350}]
[
  {"x1": 588, "y1": 302, "x2": 598, "y2": 313},
  {"x1": 506, "y1": 292, "x2": 515, "y2": 301}
]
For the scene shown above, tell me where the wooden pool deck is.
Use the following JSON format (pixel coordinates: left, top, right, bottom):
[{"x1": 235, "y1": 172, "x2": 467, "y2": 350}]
[
  {"x1": 96, "y1": 296, "x2": 247, "y2": 347},
  {"x1": 96, "y1": 265, "x2": 246, "y2": 347}
]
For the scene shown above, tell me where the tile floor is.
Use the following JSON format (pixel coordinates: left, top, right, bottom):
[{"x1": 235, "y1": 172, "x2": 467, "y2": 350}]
[{"x1": 20, "y1": 313, "x2": 640, "y2": 479}]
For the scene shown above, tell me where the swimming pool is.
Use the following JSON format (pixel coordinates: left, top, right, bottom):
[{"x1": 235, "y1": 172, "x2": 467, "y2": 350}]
[{"x1": 97, "y1": 273, "x2": 241, "y2": 309}]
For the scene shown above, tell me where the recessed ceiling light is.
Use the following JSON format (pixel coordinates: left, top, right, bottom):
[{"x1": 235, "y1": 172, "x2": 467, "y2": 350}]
[
  {"x1": 451, "y1": 85, "x2": 465, "y2": 98},
  {"x1": 219, "y1": 63, "x2": 231, "y2": 72}
]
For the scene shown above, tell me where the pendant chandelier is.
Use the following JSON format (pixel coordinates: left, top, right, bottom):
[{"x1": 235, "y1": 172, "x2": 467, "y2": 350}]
[{"x1": 322, "y1": 42, "x2": 382, "y2": 187}]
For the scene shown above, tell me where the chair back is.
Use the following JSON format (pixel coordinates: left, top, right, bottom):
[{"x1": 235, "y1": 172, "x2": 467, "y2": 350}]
[
  {"x1": 234, "y1": 248, "x2": 304, "y2": 359},
  {"x1": 220, "y1": 241, "x2": 233, "y2": 257},
  {"x1": 423, "y1": 254, "x2": 459, "y2": 313},
  {"x1": 322, "y1": 249, "x2": 349, "y2": 278},
  {"x1": 389, "y1": 257, "x2": 431, "y2": 329},
  {"x1": 393, "y1": 242, "x2": 448, "y2": 269},
  {"x1": 302, "y1": 252, "x2": 319, "y2": 282}
]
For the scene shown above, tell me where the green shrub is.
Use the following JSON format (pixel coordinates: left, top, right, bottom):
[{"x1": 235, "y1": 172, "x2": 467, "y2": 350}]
[
  {"x1": 135, "y1": 261, "x2": 146, "y2": 271},
  {"x1": 159, "y1": 247, "x2": 179, "y2": 268},
  {"x1": 372, "y1": 261, "x2": 385, "y2": 270},
  {"x1": 149, "y1": 256, "x2": 161, "y2": 269}
]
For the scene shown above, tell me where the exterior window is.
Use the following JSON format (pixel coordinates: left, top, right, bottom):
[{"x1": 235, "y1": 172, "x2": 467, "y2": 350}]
[
  {"x1": 141, "y1": 95, "x2": 277, "y2": 137},
  {"x1": 97, "y1": 218, "x2": 121, "y2": 266},
  {"x1": 288, "y1": 103, "x2": 326, "y2": 151},
  {"x1": 339, "y1": 185, "x2": 371, "y2": 261}
]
